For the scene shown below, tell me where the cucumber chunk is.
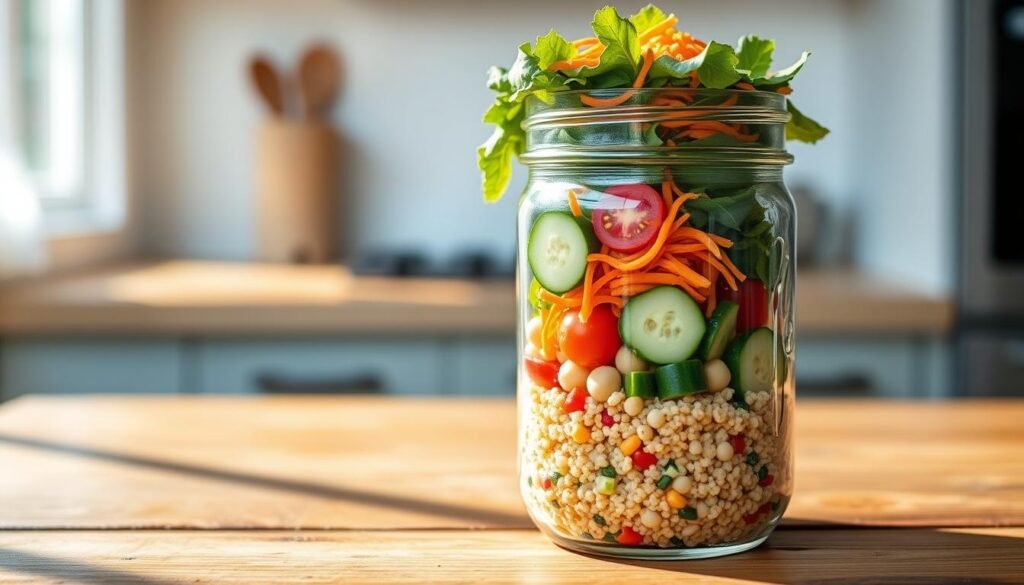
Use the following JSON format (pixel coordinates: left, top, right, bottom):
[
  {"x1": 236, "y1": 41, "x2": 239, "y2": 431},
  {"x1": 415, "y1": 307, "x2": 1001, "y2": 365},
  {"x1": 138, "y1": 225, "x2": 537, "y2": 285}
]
[
  {"x1": 527, "y1": 212, "x2": 596, "y2": 294},
  {"x1": 655, "y1": 360, "x2": 707, "y2": 400},
  {"x1": 624, "y1": 371, "x2": 656, "y2": 398},
  {"x1": 722, "y1": 327, "x2": 775, "y2": 396},
  {"x1": 697, "y1": 301, "x2": 738, "y2": 360},
  {"x1": 619, "y1": 286, "x2": 706, "y2": 365}
]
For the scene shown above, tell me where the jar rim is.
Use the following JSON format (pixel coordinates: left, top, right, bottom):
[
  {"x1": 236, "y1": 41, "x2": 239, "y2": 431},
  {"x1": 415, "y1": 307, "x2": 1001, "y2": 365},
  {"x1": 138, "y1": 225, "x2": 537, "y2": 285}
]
[{"x1": 521, "y1": 88, "x2": 793, "y2": 167}]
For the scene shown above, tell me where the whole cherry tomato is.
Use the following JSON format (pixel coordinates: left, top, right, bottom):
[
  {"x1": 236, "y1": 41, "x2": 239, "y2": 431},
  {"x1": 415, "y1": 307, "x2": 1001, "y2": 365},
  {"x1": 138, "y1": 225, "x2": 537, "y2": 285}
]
[{"x1": 558, "y1": 305, "x2": 621, "y2": 368}]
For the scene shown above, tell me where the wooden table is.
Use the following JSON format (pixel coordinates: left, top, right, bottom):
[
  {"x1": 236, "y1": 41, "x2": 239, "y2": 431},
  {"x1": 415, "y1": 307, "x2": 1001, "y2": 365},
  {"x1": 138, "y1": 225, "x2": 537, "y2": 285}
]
[{"x1": 0, "y1": 397, "x2": 1021, "y2": 583}]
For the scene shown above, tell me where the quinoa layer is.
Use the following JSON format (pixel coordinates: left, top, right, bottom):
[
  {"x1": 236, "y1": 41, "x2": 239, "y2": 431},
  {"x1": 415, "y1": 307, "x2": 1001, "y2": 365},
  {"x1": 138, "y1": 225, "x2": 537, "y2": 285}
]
[{"x1": 522, "y1": 384, "x2": 786, "y2": 548}]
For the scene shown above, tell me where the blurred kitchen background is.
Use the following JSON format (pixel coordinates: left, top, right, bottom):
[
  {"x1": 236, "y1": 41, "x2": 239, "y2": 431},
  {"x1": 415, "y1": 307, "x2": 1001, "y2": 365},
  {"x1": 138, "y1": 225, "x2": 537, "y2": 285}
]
[{"x1": 0, "y1": 0, "x2": 1020, "y2": 400}]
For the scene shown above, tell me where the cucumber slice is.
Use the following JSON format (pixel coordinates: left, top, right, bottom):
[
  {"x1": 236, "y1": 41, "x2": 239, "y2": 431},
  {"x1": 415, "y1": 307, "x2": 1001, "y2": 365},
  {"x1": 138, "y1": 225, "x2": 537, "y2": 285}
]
[
  {"x1": 722, "y1": 327, "x2": 775, "y2": 396},
  {"x1": 624, "y1": 371, "x2": 656, "y2": 398},
  {"x1": 697, "y1": 301, "x2": 739, "y2": 360},
  {"x1": 527, "y1": 212, "x2": 596, "y2": 294},
  {"x1": 655, "y1": 360, "x2": 707, "y2": 400},
  {"x1": 619, "y1": 286, "x2": 706, "y2": 365}
]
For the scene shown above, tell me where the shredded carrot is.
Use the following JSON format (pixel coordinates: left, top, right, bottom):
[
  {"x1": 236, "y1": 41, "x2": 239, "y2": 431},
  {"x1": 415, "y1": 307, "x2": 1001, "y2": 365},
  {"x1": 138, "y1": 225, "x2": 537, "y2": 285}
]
[
  {"x1": 719, "y1": 93, "x2": 739, "y2": 107},
  {"x1": 580, "y1": 49, "x2": 654, "y2": 107},
  {"x1": 719, "y1": 250, "x2": 746, "y2": 282},
  {"x1": 660, "y1": 173, "x2": 673, "y2": 207},
  {"x1": 567, "y1": 189, "x2": 582, "y2": 217},
  {"x1": 735, "y1": 82, "x2": 755, "y2": 91},
  {"x1": 657, "y1": 256, "x2": 711, "y2": 288},
  {"x1": 579, "y1": 261, "x2": 598, "y2": 321},
  {"x1": 671, "y1": 227, "x2": 722, "y2": 258},
  {"x1": 705, "y1": 254, "x2": 738, "y2": 290},
  {"x1": 776, "y1": 86, "x2": 793, "y2": 95},
  {"x1": 639, "y1": 15, "x2": 679, "y2": 43}
]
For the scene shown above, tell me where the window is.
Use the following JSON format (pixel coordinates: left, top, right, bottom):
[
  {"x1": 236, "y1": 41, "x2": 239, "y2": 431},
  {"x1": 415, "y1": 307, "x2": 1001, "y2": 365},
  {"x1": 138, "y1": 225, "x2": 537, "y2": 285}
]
[{"x1": 0, "y1": 0, "x2": 124, "y2": 235}]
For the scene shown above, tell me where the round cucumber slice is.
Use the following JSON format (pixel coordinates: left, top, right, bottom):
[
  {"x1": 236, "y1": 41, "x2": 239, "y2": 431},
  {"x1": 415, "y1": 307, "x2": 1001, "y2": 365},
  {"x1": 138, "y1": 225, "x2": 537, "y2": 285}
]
[
  {"x1": 619, "y1": 286, "x2": 706, "y2": 365},
  {"x1": 527, "y1": 212, "x2": 596, "y2": 294},
  {"x1": 697, "y1": 301, "x2": 739, "y2": 360},
  {"x1": 722, "y1": 327, "x2": 775, "y2": 396},
  {"x1": 624, "y1": 371, "x2": 656, "y2": 398},
  {"x1": 655, "y1": 360, "x2": 707, "y2": 400}
]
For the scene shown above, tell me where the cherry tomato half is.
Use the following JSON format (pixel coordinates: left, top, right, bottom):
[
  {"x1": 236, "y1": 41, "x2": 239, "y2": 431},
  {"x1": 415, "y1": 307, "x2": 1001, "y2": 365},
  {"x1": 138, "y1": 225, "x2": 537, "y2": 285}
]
[
  {"x1": 563, "y1": 387, "x2": 588, "y2": 414},
  {"x1": 717, "y1": 277, "x2": 769, "y2": 333},
  {"x1": 592, "y1": 184, "x2": 666, "y2": 253},
  {"x1": 558, "y1": 305, "x2": 621, "y2": 369},
  {"x1": 523, "y1": 356, "x2": 560, "y2": 389}
]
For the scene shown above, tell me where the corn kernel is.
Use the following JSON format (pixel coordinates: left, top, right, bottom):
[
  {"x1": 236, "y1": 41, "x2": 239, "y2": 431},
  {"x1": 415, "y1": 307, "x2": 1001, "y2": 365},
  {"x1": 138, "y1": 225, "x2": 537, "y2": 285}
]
[
  {"x1": 572, "y1": 422, "x2": 591, "y2": 444},
  {"x1": 619, "y1": 434, "x2": 642, "y2": 456},
  {"x1": 666, "y1": 490, "x2": 687, "y2": 509}
]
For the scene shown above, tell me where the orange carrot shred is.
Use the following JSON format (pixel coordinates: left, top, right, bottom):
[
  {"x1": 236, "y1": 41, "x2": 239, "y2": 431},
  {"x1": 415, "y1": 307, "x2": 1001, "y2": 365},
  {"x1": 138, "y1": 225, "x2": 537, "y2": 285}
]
[{"x1": 567, "y1": 189, "x2": 582, "y2": 218}]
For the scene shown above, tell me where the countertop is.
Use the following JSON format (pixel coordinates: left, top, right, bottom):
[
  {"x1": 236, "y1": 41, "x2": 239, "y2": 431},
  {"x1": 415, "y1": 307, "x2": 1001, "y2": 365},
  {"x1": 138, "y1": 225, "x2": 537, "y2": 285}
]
[
  {"x1": 0, "y1": 396, "x2": 1021, "y2": 583},
  {"x1": 0, "y1": 260, "x2": 954, "y2": 336}
]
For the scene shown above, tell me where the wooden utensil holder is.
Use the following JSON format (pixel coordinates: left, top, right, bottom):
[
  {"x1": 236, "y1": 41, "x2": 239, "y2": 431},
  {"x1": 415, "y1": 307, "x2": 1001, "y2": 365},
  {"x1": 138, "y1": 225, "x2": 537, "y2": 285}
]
[{"x1": 256, "y1": 121, "x2": 338, "y2": 264}]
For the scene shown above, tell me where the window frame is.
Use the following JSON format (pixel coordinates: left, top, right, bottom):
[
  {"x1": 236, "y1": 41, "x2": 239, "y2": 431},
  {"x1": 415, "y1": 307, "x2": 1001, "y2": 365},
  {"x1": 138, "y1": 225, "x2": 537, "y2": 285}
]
[{"x1": 0, "y1": 0, "x2": 126, "y2": 238}]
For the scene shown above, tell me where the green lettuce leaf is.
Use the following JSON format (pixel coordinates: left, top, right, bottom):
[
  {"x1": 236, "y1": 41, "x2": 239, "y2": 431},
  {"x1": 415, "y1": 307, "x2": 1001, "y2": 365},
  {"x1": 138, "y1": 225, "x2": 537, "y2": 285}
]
[
  {"x1": 754, "y1": 51, "x2": 809, "y2": 86},
  {"x1": 736, "y1": 35, "x2": 774, "y2": 79},
  {"x1": 696, "y1": 42, "x2": 742, "y2": 89},
  {"x1": 648, "y1": 53, "x2": 703, "y2": 80},
  {"x1": 785, "y1": 100, "x2": 829, "y2": 144},
  {"x1": 581, "y1": 6, "x2": 641, "y2": 80},
  {"x1": 478, "y1": 97, "x2": 525, "y2": 202},
  {"x1": 685, "y1": 187, "x2": 758, "y2": 231},
  {"x1": 629, "y1": 4, "x2": 667, "y2": 32},
  {"x1": 534, "y1": 29, "x2": 576, "y2": 70}
]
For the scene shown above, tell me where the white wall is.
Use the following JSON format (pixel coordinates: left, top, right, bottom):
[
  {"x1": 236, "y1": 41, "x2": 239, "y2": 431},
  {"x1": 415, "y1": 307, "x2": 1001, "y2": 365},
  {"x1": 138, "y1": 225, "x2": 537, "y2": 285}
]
[
  {"x1": 131, "y1": 0, "x2": 855, "y2": 261},
  {"x1": 130, "y1": 0, "x2": 954, "y2": 294}
]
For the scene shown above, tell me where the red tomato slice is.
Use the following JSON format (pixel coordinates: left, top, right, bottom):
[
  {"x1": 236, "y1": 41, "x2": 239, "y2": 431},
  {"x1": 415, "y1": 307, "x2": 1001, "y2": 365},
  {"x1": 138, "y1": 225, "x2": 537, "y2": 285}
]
[
  {"x1": 717, "y1": 277, "x2": 769, "y2": 333},
  {"x1": 558, "y1": 306, "x2": 621, "y2": 368},
  {"x1": 592, "y1": 184, "x2": 666, "y2": 253},
  {"x1": 523, "y1": 356, "x2": 560, "y2": 388}
]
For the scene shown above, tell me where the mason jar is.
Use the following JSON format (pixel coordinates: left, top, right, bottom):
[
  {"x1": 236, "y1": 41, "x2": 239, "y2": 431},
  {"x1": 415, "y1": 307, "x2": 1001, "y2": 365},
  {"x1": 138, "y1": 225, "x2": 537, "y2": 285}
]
[{"x1": 516, "y1": 88, "x2": 795, "y2": 559}]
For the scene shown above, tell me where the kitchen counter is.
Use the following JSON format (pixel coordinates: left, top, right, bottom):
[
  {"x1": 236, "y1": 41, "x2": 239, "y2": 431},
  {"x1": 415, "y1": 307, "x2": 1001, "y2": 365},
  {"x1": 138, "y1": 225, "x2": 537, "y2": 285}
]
[
  {"x1": 0, "y1": 396, "x2": 1020, "y2": 583},
  {"x1": 0, "y1": 260, "x2": 953, "y2": 336}
]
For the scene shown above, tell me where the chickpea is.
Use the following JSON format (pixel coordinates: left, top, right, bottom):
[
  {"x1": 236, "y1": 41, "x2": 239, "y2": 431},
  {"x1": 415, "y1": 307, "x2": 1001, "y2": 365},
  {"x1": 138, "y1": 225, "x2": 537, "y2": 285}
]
[
  {"x1": 640, "y1": 509, "x2": 661, "y2": 528},
  {"x1": 637, "y1": 424, "x2": 654, "y2": 442},
  {"x1": 524, "y1": 343, "x2": 542, "y2": 359},
  {"x1": 704, "y1": 359, "x2": 731, "y2": 393},
  {"x1": 716, "y1": 441, "x2": 735, "y2": 461},
  {"x1": 672, "y1": 475, "x2": 693, "y2": 494},
  {"x1": 614, "y1": 346, "x2": 648, "y2": 374},
  {"x1": 558, "y1": 360, "x2": 590, "y2": 392},
  {"x1": 623, "y1": 395, "x2": 645, "y2": 417},
  {"x1": 586, "y1": 366, "x2": 621, "y2": 403},
  {"x1": 646, "y1": 408, "x2": 666, "y2": 429},
  {"x1": 526, "y1": 317, "x2": 544, "y2": 348}
]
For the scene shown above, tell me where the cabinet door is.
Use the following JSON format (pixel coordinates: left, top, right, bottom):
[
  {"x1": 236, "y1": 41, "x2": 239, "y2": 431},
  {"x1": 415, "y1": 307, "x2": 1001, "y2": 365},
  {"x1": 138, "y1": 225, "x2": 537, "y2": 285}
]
[
  {"x1": 448, "y1": 337, "x2": 517, "y2": 396},
  {"x1": 0, "y1": 339, "x2": 182, "y2": 400},
  {"x1": 196, "y1": 339, "x2": 445, "y2": 395}
]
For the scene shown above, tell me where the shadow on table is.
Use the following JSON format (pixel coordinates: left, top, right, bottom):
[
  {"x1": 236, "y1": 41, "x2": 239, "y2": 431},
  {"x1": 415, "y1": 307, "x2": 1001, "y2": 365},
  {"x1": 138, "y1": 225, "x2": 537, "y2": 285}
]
[
  {"x1": 566, "y1": 525, "x2": 1024, "y2": 584},
  {"x1": 0, "y1": 547, "x2": 173, "y2": 585},
  {"x1": 0, "y1": 432, "x2": 531, "y2": 528}
]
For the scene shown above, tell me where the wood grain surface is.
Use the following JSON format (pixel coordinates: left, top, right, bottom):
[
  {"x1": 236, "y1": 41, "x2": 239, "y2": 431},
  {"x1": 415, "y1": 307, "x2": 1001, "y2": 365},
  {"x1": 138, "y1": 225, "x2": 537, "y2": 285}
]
[
  {"x1": 0, "y1": 261, "x2": 952, "y2": 335},
  {"x1": 0, "y1": 396, "x2": 1021, "y2": 530},
  {"x1": 0, "y1": 528, "x2": 1021, "y2": 584}
]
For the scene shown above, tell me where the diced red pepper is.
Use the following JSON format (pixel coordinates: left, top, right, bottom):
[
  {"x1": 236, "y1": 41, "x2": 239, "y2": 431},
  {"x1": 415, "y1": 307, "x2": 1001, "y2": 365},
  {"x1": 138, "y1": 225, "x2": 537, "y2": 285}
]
[
  {"x1": 563, "y1": 387, "x2": 588, "y2": 414},
  {"x1": 524, "y1": 356, "x2": 560, "y2": 389},
  {"x1": 616, "y1": 525, "x2": 644, "y2": 546},
  {"x1": 542, "y1": 477, "x2": 552, "y2": 490},
  {"x1": 631, "y1": 450, "x2": 658, "y2": 471},
  {"x1": 758, "y1": 473, "x2": 775, "y2": 487},
  {"x1": 728, "y1": 435, "x2": 747, "y2": 455},
  {"x1": 600, "y1": 409, "x2": 615, "y2": 427},
  {"x1": 744, "y1": 502, "x2": 772, "y2": 524}
]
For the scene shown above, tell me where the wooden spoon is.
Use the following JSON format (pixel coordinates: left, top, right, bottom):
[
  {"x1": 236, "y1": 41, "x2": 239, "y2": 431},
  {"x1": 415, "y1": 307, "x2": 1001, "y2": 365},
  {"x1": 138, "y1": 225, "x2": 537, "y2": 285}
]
[
  {"x1": 248, "y1": 55, "x2": 285, "y2": 117},
  {"x1": 297, "y1": 44, "x2": 341, "y2": 121}
]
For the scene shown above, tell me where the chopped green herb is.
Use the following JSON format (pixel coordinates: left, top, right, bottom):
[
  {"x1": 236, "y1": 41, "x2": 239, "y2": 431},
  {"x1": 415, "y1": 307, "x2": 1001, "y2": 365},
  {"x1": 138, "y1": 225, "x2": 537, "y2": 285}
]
[
  {"x1": 581, "y1": 531, "x2": 594, "y2": 539},
  {"x1": 669, "y1": 536, "x2": 685, "y2": 546},
  {"x1": 758, "y1": 465, "x2": 769, "y2": 481},
  {"x1": 656, "y1": 475, "x2": 673, "y2": 490},
  {"x1": 678, "y1": 506, "x2": 698, "y2": 520},
  {"x1": 599, "y1": 465, "x2": 617, "y2": 478},
  {"x1": 550, "y1": 471, "x2": 563, "y2": 483},
  {"x1": 593, "y1": 514, "x2": 607, "y2": 526},
  {"x1": 771, "y1": 500, "x2": 781, "y2": 512},
  {"x1": 746, "y1": 452, "x2": 760, "y2": 467},
  {"x1": 663, "y1": 459, "x2": 680, "y2": 478},
  {"x1": 603, "y1": 531, "x2": 619, "y2": 543},
  {"x1": 527, "y1": 476, "x2": 533, "y2": 487}
]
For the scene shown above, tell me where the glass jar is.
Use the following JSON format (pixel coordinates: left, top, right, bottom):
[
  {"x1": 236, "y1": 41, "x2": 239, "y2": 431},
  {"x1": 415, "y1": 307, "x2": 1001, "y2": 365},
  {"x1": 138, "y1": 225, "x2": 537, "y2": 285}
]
[{"x1": 516, "y1": 88, "x2": 795, "y2": 560}]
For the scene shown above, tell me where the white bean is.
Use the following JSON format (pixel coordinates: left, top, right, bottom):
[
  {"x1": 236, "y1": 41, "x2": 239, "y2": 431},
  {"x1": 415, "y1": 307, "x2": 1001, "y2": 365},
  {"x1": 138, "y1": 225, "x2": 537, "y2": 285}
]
[
  {"x1": 526, "y1": 317, "x2": 544, "y2": 348},
  {"x1": 623, "y1": 396, "x2": 645, "y2": 417},
  {"x1": 716, "y1": 441, "x2": 735, "y2": 461},
  {"x1": 704, "y1": 359, "x2": 731, "y2": 393},
  {"x1": 557, "y1": 361, "x2": 590, "y2": 392},
  {"x1": 614, "y1": 345, "x2": 649, "y2": 374},
  {"x1": 586, "y1": 366, "x2": 621, "y2": 403}
]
